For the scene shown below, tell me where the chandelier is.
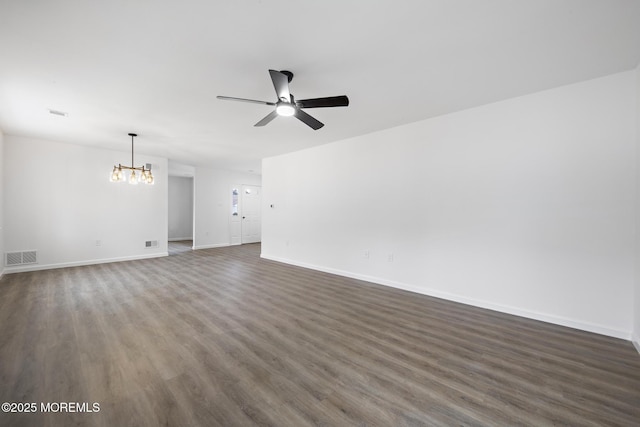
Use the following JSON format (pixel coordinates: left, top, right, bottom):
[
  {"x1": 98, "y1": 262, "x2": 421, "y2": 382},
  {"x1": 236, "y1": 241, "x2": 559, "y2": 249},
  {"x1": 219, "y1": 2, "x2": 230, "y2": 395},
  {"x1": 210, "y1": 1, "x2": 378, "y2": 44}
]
[{"x1": 110, "y1": 133, "x2": 154, "y2": 185}]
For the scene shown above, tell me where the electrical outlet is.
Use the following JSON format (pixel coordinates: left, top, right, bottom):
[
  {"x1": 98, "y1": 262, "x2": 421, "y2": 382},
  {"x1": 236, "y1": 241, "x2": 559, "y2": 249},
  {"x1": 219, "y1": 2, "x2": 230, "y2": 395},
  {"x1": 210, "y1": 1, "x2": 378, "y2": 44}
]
[
  {"x1": 364, "y1": 250, "x2": 370, "y2": 259},
  {"x1": 387, "y1": 253, "x2": 394, "y2": 262},
  {"x1": 95, "y1": 240, "x2": 101, "y2": 246}
]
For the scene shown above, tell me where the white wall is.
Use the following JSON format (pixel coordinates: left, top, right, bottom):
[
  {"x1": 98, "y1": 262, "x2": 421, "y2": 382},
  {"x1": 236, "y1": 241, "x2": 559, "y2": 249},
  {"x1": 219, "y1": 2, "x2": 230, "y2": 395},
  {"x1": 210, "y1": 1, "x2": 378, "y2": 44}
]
[
  {"x1": 263, "y1": 71, "x2": 637, "y2": 339},
  {"x1": 168, "y1": 161, "x2": 196, "y2": 177},
  {"x1": 0, "y1": 129, "x2": 4, "y2": 277},
  {"x1": 634, "y1": 64, "x2": 640, "y2": 351},
  {"x1": 168, "y1": 176, "x2": 194, "y2": 240},
  {"x1": 193, "y1": 166, "x2": 261, "y2": 249},
  {"x1": 4, "y1": 135, "x2": 168, "y2": 271}
]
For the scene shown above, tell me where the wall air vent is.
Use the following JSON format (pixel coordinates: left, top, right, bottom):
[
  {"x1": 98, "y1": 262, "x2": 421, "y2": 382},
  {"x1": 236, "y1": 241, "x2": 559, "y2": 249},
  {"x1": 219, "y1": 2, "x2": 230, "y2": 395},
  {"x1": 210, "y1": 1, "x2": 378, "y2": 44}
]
[
  {"x1": 145, "y1": 240, "x2": 158, "y2": 248},
  {"x1": 5, "y1": 251, "x2": 38, "y2": 266}
]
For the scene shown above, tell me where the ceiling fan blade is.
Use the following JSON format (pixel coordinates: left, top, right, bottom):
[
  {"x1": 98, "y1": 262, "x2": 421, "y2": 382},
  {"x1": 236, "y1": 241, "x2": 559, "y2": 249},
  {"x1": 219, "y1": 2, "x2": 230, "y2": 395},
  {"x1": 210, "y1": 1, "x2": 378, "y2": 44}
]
[
  {"x1": 295, "y1": 108, "x2": 324, "y2": 130},
  {"x1": 296, "y1": 95, "x2": 349, "y2": 109},
  {"x1": 269, "y1": 70, "x2": 291, "y2": 102},
  {"x1": 217, "y1": 96, "x2": 275, "y2": 106},
  {"x1": 254, "y1": 110, "x2": 279, "y2": 127}
]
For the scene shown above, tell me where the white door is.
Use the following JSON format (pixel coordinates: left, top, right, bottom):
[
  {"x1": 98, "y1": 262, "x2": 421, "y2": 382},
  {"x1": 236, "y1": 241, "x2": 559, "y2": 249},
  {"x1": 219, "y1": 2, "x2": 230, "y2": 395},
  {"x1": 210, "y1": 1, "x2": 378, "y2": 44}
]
[{"x1": 241, "y1": 185, "x2": 262, "y2": 243}]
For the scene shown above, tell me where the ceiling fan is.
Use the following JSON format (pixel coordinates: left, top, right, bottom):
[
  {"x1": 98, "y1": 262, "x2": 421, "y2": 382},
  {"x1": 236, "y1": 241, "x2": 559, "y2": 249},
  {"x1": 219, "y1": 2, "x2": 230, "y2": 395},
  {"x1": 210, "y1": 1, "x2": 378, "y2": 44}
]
[{"x1": 217, "y1": 69, "x2": 349, "y2": 130}]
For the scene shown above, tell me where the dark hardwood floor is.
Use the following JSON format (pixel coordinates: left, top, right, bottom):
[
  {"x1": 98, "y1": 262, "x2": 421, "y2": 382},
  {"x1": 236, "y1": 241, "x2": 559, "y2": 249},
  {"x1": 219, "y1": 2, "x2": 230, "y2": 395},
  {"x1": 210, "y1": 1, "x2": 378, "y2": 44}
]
[{"x1": 0, "y1": 243, "x2": 639, "y2": 426}]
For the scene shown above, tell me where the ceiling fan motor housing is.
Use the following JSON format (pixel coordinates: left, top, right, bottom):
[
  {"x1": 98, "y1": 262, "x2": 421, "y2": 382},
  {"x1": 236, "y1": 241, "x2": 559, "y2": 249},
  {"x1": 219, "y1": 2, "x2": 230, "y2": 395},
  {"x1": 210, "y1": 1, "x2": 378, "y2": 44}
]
[{"x1": 280, "y1": 70, "x2": 294, "y2": 83}]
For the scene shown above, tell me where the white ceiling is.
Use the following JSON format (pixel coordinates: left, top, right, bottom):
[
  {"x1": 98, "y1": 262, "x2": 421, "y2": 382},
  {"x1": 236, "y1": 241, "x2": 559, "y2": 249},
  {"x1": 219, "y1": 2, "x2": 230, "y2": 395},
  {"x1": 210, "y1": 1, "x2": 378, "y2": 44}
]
[{"x1": 1, "y1": 0, "x2": 639, "y2": 174}]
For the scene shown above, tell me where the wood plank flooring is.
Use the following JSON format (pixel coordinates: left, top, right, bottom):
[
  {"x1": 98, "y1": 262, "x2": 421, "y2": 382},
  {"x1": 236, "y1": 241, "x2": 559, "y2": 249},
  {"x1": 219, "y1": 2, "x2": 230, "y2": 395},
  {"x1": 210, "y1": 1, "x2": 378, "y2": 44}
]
[{"x1": 0, "y1": 243, "x2": 639, "y2": 426}]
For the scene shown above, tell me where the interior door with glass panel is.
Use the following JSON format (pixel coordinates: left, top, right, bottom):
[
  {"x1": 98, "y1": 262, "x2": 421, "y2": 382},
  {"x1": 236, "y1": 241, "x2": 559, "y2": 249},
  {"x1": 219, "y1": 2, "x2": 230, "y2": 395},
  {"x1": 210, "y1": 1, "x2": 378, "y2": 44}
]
[
  {"x1": 241, "y1": 185, "x2": 262, "y2": 243},
  {"x1": 230, "y1": 187, "x2": 241, "y2": 245}
]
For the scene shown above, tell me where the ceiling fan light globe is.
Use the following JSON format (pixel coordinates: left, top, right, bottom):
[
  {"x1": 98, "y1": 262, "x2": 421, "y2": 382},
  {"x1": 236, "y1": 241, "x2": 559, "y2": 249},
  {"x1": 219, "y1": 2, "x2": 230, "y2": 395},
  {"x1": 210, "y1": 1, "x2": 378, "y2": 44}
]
[{"x1": 276, "y1": 104, "x2": 295, "y2": 117}]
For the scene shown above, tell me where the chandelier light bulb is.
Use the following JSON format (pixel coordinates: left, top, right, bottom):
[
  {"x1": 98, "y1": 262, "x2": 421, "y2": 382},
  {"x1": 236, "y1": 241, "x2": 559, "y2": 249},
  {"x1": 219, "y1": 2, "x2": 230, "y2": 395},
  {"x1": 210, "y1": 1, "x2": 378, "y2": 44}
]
[{"x1": 129, "y1": 170, "x2": 138, "y2": 185}]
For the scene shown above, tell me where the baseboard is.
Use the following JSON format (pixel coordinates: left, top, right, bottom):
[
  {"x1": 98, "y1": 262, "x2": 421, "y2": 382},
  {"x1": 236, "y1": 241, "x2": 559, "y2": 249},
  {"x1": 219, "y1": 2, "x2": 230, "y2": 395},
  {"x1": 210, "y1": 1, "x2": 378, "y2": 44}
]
[
  {"x1": 169, "y1": 237, "x2": 193, "y2": 242},
  {"x1": 2, "y1": 252, "x2": 169, "y2": 274},
  {"x1": 633, "y1": 334, "x2": 640, "y2": 355},
  {"x1": 192, "y1": 243, "x2": 230, "y2": 250},
  {"x1": 261, "y1": 253, "x2": 631, "y2": 341}
]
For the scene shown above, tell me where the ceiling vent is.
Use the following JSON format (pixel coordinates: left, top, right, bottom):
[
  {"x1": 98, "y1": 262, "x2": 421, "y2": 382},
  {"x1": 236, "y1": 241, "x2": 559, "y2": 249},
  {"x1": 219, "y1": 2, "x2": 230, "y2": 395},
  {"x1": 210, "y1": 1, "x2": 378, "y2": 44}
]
[
  {"x1": 48, "y1": 109, "x2": 68, "y2": 117},
  {"x1": 5, "y1": 251, "x2": 38, "y2": 266}
]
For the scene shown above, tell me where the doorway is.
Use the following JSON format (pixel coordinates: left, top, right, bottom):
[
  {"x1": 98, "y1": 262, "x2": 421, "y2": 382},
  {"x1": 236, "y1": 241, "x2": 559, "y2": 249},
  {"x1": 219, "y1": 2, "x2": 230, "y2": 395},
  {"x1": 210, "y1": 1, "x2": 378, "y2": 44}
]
[{"x1": 168, "y1": 175, "x2": 194, "y2": 253}]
